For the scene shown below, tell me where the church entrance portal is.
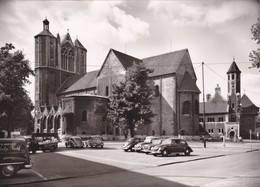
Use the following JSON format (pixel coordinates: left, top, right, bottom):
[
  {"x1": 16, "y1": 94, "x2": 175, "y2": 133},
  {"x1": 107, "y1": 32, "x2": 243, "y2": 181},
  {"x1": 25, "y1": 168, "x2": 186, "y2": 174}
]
[{"x1": 230, "y1": 131, "x2": 235, "y2": 139}]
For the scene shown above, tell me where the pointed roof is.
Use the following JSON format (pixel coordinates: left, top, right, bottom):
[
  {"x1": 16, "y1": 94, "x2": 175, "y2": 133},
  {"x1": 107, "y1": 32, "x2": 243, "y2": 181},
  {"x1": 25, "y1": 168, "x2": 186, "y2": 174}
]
[
  {"x1": 178, "y1": 72, "x2": 200, "y2": 93},
  {"x1": 34, "y1": 29, "x2": 55, "y2": 38},
  {"x1": 74, "y1": 39, "x2": 87, "y2": 50},
  {"x1": 142, "y1": 49, "x2": 188, "y2": 77},
  {"x1": 241, "y1": 94, "x2": 257, "y2": 108},
  {"x1": 97, "y1": 49, "x2": 142, "y2": 77},
  {"x1": 112, "y1": 49, "x2": 142, "y2": 69},
  {"x1": 61, "y1": 32, "x2": 74, "y2": 46},
  {"x1": 227, "y1": 61, "x2": 241, "y2": 74}
]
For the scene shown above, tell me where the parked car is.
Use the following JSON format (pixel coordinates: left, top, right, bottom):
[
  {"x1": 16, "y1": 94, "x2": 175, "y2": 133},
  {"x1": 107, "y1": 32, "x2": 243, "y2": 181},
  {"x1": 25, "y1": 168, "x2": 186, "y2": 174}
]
[
  {"x1": 133, "y1": 136, "x2": 158, "y2": 152},
  {"x1": 200, "y1": 135, "x2": 223, "y2": 142},
  {"x1": 31, "y1": 133, "x2": 59, "y2": 153},
  {"x1": 65, "y1": 136, "x2": 84, "y2": 148},
  {"x1": 141, "y1": 138, "x2": 165, "y2": 154},
  {"x1": 151, "y1": 138, "x2": 193, "y2": 157},
  {"x1": 122, "y1": 137, "x2": 145, "y2": 152},
  {"x1": 85, "y1": 136, "x2": 104, "y2": 148},
  {"x1": 0, "y1": 138, "x2": 32, "y2": 177}
]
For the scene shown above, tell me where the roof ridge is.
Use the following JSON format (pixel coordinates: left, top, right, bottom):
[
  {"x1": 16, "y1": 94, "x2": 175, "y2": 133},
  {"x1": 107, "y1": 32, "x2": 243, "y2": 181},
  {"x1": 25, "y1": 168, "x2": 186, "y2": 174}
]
[{"x1": 142, "y1": 48, "x2": 188, "y2": 60}]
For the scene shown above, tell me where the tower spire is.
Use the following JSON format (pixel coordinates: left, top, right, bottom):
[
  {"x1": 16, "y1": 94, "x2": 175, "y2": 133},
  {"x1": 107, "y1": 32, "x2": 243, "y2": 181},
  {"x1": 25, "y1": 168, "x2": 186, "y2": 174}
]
[{"x1": 43, "y1": 18, "x2": 49, "y2": 30}]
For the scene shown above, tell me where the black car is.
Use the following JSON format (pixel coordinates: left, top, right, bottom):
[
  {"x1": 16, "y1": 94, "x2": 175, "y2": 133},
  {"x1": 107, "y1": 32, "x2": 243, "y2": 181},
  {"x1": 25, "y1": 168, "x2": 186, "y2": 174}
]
[
  {"x1": 151, "y1": 138, "x2": 193, "y2": 157},
  {"x1": 122, "y1": 137, "x2": 144, "y2": 152},
  {"x1": 0, "y1": 138, "x2": 32, "y2": 177}
]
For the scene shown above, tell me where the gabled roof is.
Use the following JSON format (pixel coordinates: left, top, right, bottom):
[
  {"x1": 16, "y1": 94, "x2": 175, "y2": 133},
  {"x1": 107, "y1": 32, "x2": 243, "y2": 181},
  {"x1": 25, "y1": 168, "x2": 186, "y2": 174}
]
[
  {"x1": 97, "y1": 49, "x2": 142, "y2": 77},
  {"x1": 56, "y1": 74, "x2": 84, "y2": 95},
  {"x1": 61, "y1": 70, "x2": 99, "y2": 94},
  {"x1": 61, "y1": 33, "x2": 74, "y2": 46},
  {"x1": 241, "y1": 94, "x2": 258, "y2": 108},
  {"x1": 112, "y1": 49, "x2": 142, "y2": 69},
  {"x1": 178, "y1": 72, "x2": 200, "y2": 93},
  {"x1": 75, "y1": 39, "x2": 87, "y2": 50},
  {"x1": 34, "y1": 29, "x2": 56, "y2": 38},
  {"x1": 142, "y1": 49, "x2": 188, "y2": 77},
  {"x1": 227, "y1": 61, "x2": 241, "y2": 74}
]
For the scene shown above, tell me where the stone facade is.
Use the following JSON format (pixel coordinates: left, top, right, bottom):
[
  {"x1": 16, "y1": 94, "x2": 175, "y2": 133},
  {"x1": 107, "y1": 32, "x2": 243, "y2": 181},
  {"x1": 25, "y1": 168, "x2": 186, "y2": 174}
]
[{"x1": 34, "y1": 19, "x2": 201, "y2": 138}]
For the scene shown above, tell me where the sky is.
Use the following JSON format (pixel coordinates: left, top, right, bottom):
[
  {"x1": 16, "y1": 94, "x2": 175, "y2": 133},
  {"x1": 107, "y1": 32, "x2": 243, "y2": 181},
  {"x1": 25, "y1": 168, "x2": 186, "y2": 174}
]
[{"x1": 0, "y1": 0, "x2": 260, "y2": 107}]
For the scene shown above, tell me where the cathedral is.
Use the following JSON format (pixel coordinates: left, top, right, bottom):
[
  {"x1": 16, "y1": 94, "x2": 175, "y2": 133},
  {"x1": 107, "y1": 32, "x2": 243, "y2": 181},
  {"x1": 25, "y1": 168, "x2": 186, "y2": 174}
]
[{"x1": 34, "y1": 19, "x2": 201, "y2": 139}]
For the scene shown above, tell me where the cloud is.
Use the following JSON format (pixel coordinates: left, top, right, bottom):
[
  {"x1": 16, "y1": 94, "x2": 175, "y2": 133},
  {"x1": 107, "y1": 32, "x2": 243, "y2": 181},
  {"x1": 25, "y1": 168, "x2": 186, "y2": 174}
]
[{"x1": 147, "y1": 0, "x2": 259, "y2": 27}]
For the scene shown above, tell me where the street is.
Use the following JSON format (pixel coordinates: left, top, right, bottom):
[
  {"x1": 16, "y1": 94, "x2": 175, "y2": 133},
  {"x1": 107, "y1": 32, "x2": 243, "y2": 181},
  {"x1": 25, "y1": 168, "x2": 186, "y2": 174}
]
[{"x1": 0, "y1": 141, "x2": 260, "y2": 187}]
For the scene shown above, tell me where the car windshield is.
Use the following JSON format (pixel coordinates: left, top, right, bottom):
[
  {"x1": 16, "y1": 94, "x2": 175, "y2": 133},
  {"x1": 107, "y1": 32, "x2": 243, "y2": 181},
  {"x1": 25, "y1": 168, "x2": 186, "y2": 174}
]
[
  {"x1": 152, "y1": 139, "x2": 162, "y2": 144},
  {"x1": 144, "y1": 138, "x2": 153, "y2": 143},
  {"x1": 161, "y1": 139, "x2": 172, "y2": 145},
  {"x1": 73, "y1": 138, "x2": 81, "y2": 141},
  {"x1": 92, "y1": 137, "x2": 101, "y2": 140},
  {"x1": 127, "y1": 138, "x2": 135, "y2": 142}
]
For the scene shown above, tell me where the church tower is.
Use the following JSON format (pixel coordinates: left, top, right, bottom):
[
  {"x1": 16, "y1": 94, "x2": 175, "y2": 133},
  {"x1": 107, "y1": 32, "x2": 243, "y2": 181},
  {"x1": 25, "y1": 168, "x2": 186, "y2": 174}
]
[
  {"x1": 34, "y1": 19, "x2": 87, "y2": 109},
  {"x1": 227, "y1": 59, "x2": 241, "y2": 122}
]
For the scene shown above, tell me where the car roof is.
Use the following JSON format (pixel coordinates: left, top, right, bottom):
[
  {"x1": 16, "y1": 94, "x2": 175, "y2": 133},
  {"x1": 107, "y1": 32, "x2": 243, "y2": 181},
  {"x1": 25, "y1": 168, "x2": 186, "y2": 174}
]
[{"x1": 0, "y1": 138, "x2": 26, "y2": 142}]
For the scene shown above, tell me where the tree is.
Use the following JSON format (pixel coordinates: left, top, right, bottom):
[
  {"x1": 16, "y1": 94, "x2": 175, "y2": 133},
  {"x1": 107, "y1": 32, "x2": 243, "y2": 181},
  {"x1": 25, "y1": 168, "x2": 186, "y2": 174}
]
[
  {"x1": 249, "y1": 12, "x2": 260, "y2": 69},
  {"x1": 108, "y1": 62, "x2": 155, "y2": 138},
  {"x1": 0, "y1": 43, "x2": 34, "y2": 137}
]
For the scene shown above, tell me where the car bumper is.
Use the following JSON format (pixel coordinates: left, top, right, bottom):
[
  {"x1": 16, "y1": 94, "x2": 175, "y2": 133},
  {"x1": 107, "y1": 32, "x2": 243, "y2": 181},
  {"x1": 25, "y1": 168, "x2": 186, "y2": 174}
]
[
  {"x1": 24, "y1": 163, "x2": 33, "y2": 169},
  {"x1": 133, "y1": 147, "x2": 142, "y2": 151}
]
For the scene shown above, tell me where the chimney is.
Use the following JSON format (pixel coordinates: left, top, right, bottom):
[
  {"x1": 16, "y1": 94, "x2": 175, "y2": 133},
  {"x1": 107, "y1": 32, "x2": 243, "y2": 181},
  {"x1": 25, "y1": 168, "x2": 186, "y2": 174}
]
[
  {"x1": 215, "y1": 84, "x2": 221, "y2": 95},
  {"x1": 206, "y1": 94, "x2": 211, "y2": 102}
]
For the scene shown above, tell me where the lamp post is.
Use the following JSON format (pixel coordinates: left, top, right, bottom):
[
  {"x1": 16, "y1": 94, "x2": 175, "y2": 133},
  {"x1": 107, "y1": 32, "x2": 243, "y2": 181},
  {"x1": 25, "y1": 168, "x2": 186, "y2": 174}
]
[{"x1": 202, "y1": 62, "x2": 206, "y2": 148}]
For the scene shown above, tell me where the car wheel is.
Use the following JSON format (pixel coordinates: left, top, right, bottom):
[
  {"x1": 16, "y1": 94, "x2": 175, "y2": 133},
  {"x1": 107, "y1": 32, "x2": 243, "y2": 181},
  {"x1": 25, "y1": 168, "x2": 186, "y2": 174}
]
[
  {"x1": 50, "y1": 146, "x2": 55, "y2": 152},
  {"x1": 65, "y1": 143, "x2": 68, "y2": 148},
  {"x1": 184, "y1": 149, "x2": 190, "y2": 156},
  {"x1": 32, "y1": 149, "x2": 36, "y2": 154},
  {"x1": 153, "y1": 154, "x2": 158, "y2": 157},
  {"x1": 72, "y1": 144, "x2": 74, "y2": 148},
  {"x1": 1, "y1": 165, "x2": 17, "y2": 177},
  {"x1": 42, "y1": 149, "x2": 46, "y2": 152},
  {"x1": 162, "y1": 150, "x2": 168, "y2": 157},
  {"x1": 101, "y1": 145, "x2": 103, "y2": 148}
]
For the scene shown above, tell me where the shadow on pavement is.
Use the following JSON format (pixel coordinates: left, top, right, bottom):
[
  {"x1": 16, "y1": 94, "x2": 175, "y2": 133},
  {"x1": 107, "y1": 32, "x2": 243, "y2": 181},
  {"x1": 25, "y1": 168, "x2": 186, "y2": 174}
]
[{"x1": 0, "y1": 152, "x2": 190, "y2": 187}]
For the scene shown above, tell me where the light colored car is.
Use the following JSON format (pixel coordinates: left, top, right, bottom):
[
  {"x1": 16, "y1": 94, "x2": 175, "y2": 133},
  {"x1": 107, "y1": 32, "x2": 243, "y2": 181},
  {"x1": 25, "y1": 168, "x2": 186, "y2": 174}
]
[
  {"x1": 65, "y1": 136, "x2": 84, "y2": 148},
  {"x1": 133, "y1": 136, "x2": 158, "y2": 152},
  {"x1": 141, "y1": 138, "x2": 165, "y2": 154}
]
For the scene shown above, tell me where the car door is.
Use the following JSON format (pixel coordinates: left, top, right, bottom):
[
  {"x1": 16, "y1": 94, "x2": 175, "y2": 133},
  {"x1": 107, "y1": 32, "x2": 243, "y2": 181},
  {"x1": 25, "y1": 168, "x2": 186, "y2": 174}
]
[
  {"x1": 175, "y1": 140, "x2": 184, "y2": 152},
  {"x1": 167, "y1": 139, "x2": 177, "y2": 153}
]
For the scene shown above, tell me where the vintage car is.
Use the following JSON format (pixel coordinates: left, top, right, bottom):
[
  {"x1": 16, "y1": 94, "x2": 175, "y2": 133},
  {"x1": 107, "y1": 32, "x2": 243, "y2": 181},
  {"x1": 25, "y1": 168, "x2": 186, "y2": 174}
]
[
  {"x1": 0, "y1": 138, "x2": 32, "y2": 177},
  {"x1": 65, "y1": 136, "x2": 84, "y2": 148},
  {"x1": 122, "y1": 137, "x2": 144, "y2": 152},
  {"x1": 85, "y1": 136, "x2": 104, "y2": 148},
  {"x1": 141, "y1": 138, "x2": 165, "y2": 154},
  {"x1": 133, "y1": 136, "x2": 158, "y2": 152},
  {"x1": 30, "y1": 133, "x2": 59, "y2": 153},
  {"x1": 151, "y1": 138, "x2": 193, "y2": 157}
]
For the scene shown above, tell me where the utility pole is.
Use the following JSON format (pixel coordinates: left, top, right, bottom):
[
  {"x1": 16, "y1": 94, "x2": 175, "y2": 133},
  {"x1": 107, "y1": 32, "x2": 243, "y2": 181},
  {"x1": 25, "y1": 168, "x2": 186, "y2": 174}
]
[{"x1": 202, "y1": 62, "x2": 206, "y2": 148}]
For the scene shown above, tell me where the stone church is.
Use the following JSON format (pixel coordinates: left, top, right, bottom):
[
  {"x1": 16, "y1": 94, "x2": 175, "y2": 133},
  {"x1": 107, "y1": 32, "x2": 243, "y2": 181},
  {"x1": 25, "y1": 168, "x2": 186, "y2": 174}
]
[{"x1": 34, "y1": 19, "x2": 200, "y2": 138}]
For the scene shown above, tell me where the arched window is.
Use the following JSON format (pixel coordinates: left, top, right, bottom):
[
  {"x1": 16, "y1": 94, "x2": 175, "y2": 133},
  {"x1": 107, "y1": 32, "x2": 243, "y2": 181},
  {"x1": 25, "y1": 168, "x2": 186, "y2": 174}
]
[
  {"x1": 82, "y1": 111, "x2": 87, "y2": 122},
  {"x1": 182, "y1": 101, "x2": 190, "y2": 115}
]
